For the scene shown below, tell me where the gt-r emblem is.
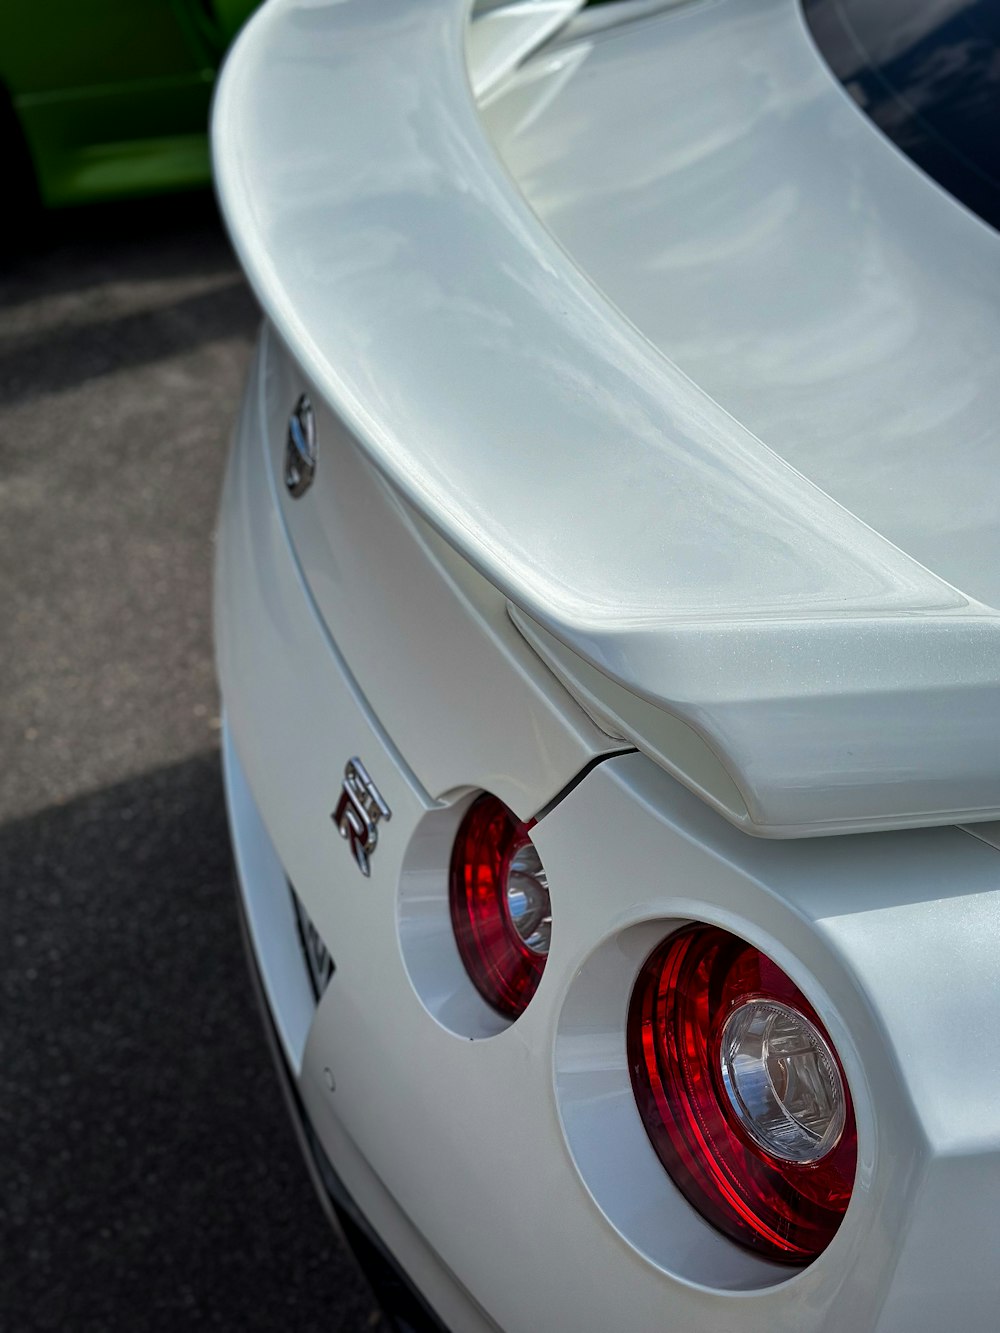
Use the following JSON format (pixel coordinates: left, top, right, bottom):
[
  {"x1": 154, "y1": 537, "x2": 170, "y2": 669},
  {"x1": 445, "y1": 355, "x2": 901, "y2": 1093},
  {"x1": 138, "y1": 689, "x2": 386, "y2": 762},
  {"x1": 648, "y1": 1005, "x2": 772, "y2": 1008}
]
[
  {"x1": 285, "y1": 393, "x2": 317, "y2": 497},
  {"x1": 332, "y1": 758, "x2": 391, "y2": 877}
]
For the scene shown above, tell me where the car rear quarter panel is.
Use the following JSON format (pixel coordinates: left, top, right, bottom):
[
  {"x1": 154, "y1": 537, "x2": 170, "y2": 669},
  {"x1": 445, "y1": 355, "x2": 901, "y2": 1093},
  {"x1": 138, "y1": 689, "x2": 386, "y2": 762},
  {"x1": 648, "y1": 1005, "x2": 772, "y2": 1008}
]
[{"x1": 218, "y1": 332, "x2": 1000, "y2": 1332}]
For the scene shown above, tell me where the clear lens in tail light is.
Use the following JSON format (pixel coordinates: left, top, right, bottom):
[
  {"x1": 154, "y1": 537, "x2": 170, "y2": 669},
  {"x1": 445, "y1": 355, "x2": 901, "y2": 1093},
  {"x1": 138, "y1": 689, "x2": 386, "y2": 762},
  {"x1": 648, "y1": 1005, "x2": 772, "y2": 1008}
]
[
  {"x1": 449, "y1": 794, "x2": 550, "y2": 1020},
  {"x1": 627, "y1": 924, "x2": 857, "y2": 1264},
  {"x1": 719, "y1": 999, "x2": 846, "y2": 1164}
]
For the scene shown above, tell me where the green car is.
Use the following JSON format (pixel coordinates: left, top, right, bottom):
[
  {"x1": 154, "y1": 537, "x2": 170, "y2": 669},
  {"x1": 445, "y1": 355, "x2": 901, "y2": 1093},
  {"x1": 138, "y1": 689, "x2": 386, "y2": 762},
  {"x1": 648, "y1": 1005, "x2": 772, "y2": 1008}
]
[{"x1": 0, "y1": 0, "x2": 257, "y2": 212}]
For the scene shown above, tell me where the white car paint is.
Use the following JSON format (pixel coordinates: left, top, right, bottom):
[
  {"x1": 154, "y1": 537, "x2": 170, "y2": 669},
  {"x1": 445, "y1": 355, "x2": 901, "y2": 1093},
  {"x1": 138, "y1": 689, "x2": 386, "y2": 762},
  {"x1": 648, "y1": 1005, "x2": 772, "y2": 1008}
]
[
  {"x1": 216, "y1": 370, "x2": 1000, "y2": 1324},
  {"x1": 212, "y1": 1, "x2": 1000, "y2": 1329},
  {"x1": 466, "y1": 0, "x2": 585, "y2": 96}
]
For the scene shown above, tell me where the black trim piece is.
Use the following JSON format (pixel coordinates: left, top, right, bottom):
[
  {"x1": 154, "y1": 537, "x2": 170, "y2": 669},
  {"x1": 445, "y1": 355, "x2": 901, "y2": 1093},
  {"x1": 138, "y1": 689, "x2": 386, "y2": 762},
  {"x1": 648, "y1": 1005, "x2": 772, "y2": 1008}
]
[
  {"x1": 300, "y1": 1115, "x2": 448, "y2": 1333},
  {"x1": 530, "y1": 747, "x2": 636, "y2": 824}
]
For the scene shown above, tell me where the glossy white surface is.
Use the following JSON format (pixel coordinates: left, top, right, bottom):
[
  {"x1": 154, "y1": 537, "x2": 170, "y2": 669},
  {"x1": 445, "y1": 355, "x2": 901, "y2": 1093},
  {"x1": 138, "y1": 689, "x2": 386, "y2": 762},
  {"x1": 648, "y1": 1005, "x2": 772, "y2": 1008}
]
[
  {"x1": 491, "y1": 0, "x2": 1000, "y2": 613},
  {"x1": 221, "y1": 713, "x2": 315, "y2": 1075},
  {"x1": 216, "y1": 259, "x2": 1000, "y2": 1333},
  {"x1": 213, "y1": 0, "x2": 1000, "y2": 838},
  {"x1": 466, "y1": 0, "x2": 583, "y2": 96},
  {"x1": 257, "y1": 323, "x2": 622, "y2": 822}
]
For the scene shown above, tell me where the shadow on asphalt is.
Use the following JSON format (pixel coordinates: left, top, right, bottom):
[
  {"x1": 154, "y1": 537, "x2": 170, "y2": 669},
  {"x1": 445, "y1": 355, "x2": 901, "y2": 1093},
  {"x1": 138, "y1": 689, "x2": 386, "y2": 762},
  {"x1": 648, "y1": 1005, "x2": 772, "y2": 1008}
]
[
  {"x1": 0, "y1": 751, "x2": 383, "y2": 1333},
  {"x1": 0, "y1": 192, "x2": 237, "y2": 287},
  {"x1": 0, "y1": 276, "x2": 257, "y2": 408}
]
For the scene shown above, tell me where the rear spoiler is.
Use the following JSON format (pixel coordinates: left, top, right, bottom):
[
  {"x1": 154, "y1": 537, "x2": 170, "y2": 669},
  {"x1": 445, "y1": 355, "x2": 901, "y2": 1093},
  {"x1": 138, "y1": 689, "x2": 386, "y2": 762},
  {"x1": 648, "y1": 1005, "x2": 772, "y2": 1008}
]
[
  {"x1": 212, "y1": 0, "x2": 1000, "y2": 838},
  {"x1": 467, "y1": 0, "x2": 584, "y2": 96}
]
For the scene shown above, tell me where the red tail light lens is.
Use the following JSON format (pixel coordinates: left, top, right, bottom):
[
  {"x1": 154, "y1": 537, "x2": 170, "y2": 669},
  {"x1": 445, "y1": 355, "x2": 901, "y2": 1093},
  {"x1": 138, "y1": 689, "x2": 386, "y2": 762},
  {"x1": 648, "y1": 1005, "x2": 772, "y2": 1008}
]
[
  {"x1": 628, "y1": 924, "x2": 856, "y2": 1264},
  {"x1": 449, "y1": 794, "x2": 550, "y2": 1020}
]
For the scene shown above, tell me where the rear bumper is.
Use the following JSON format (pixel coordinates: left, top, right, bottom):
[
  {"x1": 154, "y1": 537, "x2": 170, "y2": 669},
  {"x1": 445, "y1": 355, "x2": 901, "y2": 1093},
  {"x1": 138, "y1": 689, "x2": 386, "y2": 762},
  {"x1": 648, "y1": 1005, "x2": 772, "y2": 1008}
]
[{"x1": 231, "y1": 834, "x2": 449, "y2": 1333}]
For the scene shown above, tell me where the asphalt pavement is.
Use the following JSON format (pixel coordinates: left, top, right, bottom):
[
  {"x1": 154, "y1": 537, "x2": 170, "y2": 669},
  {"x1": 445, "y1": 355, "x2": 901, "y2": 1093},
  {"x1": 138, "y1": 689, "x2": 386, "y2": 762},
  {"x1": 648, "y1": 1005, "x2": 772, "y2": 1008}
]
[{"x1": 0, "y1": 196, "x2": 384, "y2": 1332}]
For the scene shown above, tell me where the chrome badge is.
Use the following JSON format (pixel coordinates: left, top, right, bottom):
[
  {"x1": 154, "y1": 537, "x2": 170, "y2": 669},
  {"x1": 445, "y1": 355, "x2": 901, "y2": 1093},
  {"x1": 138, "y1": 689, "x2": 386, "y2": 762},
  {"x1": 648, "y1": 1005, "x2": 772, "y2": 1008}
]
[
  {"x1": 333, "y1": 758, "x2": 391, "y2": 877},
  {"x1": 285, "y1": 393, "x2": 317, "y2": 497}
]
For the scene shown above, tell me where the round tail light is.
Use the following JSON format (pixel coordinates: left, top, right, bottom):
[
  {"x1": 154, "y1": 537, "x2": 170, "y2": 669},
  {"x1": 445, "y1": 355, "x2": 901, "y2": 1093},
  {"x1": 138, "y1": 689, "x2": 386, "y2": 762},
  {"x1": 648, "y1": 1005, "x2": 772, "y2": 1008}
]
[
  {"x1": 628, "y1": 924, "x2": 856, "y2": 1264},
  {"x1": 449, "y1": 794, "x2": 551, "y2": 1020}
]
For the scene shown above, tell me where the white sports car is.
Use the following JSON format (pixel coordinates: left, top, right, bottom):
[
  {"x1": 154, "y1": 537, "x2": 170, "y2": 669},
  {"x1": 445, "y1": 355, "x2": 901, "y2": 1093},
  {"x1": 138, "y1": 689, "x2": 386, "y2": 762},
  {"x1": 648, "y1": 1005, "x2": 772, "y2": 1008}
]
[{"x1": 212, "y1": 0, "x2": 1000, "y2": 1328}]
